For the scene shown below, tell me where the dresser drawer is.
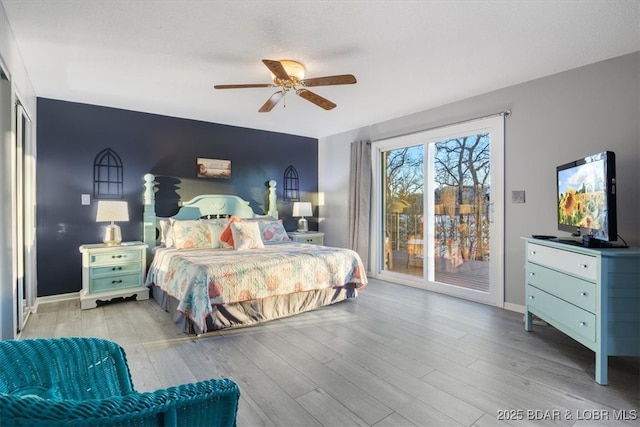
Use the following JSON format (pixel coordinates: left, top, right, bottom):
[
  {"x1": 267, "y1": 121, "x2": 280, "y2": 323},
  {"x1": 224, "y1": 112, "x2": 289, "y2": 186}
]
[
  {"x1": 90, "y1": 262, "x2": 142, "y2": 278},
  {"x1": 527, "y1": 243, "x2": 597, "y2": 281},
  {"x1": 527, "y1": 285, "x2": 596, "y2": 343},
  {"x1": 526, "y1": 263, "x2": 596, "y2": 312},
  {"x1": 90, "y1": 273, "x2": 142, "y2": 294},
  {"x1": 89, "y1": 250, "x2": 142, "y2": 266}
]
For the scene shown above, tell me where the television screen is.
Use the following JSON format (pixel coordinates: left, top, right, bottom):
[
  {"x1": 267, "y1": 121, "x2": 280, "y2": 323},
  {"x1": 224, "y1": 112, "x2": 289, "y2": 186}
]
[{"x1": 557, "y1": 151, "x2": 616, "y2": 242}]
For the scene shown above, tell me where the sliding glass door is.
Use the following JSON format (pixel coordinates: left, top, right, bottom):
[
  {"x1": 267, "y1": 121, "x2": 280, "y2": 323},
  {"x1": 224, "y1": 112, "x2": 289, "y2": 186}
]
[{"x1": 373, "y1": 116, "x2": 504, "y2": 305}]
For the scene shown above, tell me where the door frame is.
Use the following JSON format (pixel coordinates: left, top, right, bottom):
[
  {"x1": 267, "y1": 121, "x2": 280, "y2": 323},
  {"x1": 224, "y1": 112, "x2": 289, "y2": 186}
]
[
  {"x1": 371, "y1": 115, "x2": 504, "y2": 307},
  {"x1": 15, "y1": 100, "x2": 36, "y2": 332}
]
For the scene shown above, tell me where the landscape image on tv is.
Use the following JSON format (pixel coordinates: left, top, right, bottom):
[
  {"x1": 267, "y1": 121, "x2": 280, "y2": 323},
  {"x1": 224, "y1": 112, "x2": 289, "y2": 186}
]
[{"x1": 557, "y1": 159, "x2": 607, "y2": 231}]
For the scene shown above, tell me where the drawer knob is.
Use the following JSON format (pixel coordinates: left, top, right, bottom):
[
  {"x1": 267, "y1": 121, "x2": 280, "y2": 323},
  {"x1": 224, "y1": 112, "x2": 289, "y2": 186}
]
[
  {"x1": 528, "y1": 295, "x2": 534, "y2": 299},
  {"x1": 578, "y1": 321, "x2": 586, "y2": 327},
  {"x1": 111, "y1": 279, "x2": 123, "y2": 284},
  {"x1": 578, "y1": 291, "x2": 587, "y2": 296},
  {"x1": 529, "y1": 251, "x2": 536, "y2": 255},
  {"x1": 112, "y1": 266, "x2": 123, "y2": 271},
  {"x1": 578, "y1": 264, "x2": 588, "y2": 269},
  {"x1": 528, "y1": 272, "x2": 535, "y2": 277}
]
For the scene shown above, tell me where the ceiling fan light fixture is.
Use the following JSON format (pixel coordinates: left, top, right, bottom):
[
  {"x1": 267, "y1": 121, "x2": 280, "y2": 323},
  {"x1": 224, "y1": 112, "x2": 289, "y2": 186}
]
[
  {"x1": 272, "y1": 59, "x2": 306, "y2": 84},
  {"x1": 214, "y1": 58, "x2": 355, "y2": 112}
]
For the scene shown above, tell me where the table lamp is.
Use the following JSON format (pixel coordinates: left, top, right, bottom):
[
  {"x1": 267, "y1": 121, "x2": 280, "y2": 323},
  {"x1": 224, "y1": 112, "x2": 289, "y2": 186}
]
[
  {"x1": 96, "y1": 200, "x2": 129, "y2": 245},
  {"x1": 292, "y1": 202, "x2": 312, "y2": 233}
]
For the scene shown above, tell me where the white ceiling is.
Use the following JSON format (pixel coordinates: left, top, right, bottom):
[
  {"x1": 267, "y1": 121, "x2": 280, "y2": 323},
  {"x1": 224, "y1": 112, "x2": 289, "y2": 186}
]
[{"x1": 2, "y1": 1, "x2": 638, "y2": 138}]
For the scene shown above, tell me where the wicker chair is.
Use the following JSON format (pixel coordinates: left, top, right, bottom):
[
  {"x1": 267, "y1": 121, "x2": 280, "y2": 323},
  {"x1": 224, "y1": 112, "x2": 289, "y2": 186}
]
[{"x1": 0, "y1": 337, "x2": 240, "y2": 426}]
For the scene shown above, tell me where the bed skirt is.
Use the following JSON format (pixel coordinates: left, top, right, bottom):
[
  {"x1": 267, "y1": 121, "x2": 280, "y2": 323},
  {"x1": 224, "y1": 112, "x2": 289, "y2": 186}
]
[{"x1": 151, "y1": 284, "x2": 358, "y2": 334}]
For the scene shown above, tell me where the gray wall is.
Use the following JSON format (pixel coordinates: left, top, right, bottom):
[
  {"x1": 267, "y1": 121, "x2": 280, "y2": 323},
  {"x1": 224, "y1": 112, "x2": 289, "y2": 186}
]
[{"x1": 319, "y1": 52, "x2": 640, "y2": 308}]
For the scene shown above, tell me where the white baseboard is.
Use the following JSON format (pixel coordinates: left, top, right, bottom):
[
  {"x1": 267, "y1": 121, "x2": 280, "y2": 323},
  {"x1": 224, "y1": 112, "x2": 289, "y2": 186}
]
[
  {"x1": 503, "y1": 301, "x2": 525, "y2": 314},
  {"x1": 34, "y1": 292, "x2": 79, "y2": 312}
]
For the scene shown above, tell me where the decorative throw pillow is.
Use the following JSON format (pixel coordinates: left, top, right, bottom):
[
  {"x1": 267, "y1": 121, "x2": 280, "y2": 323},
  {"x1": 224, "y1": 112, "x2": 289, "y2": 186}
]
[
  {"x1": 230, "y1": 221, "x2": 265, "y2": 250},
  {"x1": 219, "y1": 216, "x2": 241, "y2": 247},
  {"x1": 203, "y1": 219, "x2": 229, "y2": 248},
  {"x1": 171, "y1": 219, "x2": 211, "y2": 249}
]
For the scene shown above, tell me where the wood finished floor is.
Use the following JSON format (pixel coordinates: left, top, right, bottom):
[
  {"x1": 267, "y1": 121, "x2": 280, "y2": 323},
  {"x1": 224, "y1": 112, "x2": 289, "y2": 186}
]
[{"x1": 21, "y1": 278, "x2": 639, "y2": 426}]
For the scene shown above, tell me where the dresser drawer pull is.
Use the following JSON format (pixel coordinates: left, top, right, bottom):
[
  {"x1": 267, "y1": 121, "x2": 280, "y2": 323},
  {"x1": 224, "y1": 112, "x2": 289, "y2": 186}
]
[
  {"x1": 528, "y1": 272, "x2": 535, "y2": 277},
  {"x1": 111, "y1": 279, "x2": 123, "y2": 284},
  {"x1": 578, "y1": 263, "x2": 588, "y2": 269},
  {"x1": 529, "y1": 251, "x2": 536, "y2": 255},
  {"x1": 578, "y1": 321, "x2": 587, "y2": 327},
  {"x1": 578, "y1": 291, "x2": 587, "y2": 296},
  {"x1": 528, "y1": 295, "x2": 534, "y2": 299},
  {"x1": 111, "y1": 254, "x2": 127, "y2": 259},
  {"x1": 112, "y1": 267, "x2": 123, "y2": 271}
]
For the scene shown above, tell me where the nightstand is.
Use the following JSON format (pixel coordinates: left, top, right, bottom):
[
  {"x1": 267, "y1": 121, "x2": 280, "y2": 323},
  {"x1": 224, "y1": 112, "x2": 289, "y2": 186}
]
[
  {"x1": 288, "y1": 231, "x2": 324, "y2": 245},
  {"x1": 79, "y1": 241, "x2": 149, "y2": 309}
]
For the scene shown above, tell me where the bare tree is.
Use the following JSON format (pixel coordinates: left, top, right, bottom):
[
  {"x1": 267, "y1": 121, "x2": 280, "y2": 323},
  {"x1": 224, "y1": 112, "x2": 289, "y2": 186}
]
[{"x1": 434, "y1": 134, "x2": 490, "y2": 261}]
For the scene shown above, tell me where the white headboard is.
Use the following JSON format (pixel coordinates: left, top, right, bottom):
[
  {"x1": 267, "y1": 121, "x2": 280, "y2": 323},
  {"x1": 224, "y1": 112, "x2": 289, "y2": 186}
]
[{"x1": 143, "y1": 173, "x2": 278, "y2": 251}]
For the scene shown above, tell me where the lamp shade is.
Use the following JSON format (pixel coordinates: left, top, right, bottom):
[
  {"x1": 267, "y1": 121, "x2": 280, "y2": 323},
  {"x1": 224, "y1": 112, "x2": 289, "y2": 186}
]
[
  {"x1": 96, "y1": 200, "x2": 129, "y2": 223},
  {"x1": 292, "y1": 202, "x2": 312, "y2": 217}
]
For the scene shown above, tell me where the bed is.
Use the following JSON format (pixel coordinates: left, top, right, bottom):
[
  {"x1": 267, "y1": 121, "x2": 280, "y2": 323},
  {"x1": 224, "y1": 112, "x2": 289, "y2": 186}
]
[{"x1": 142, "y1": 174, "x2": 367, "y2": 334}]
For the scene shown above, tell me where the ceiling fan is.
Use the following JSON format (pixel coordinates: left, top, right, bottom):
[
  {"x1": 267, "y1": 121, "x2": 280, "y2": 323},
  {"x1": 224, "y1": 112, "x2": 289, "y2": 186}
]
[{"x1": 214, "y1": 59, "x2": 357, "y2": 112}]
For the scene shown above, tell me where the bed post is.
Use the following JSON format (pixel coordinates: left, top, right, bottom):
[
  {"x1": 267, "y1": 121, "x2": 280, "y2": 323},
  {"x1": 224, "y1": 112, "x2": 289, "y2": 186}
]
[
  {"x1": 143, "y1": 173, "x2": 156, "y2": 262},
  {"x1": 268, "y1": 180, "x2": 278, "y2": 219}
]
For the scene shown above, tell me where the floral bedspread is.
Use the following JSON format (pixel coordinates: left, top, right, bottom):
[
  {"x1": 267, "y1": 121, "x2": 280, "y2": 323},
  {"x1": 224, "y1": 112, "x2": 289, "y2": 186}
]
[{"x1": 146, "y1": 242, "x2": 367, "y2": 331}]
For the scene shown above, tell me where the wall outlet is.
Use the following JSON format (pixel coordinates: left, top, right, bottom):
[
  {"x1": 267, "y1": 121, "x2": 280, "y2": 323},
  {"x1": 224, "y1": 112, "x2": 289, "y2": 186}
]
[
  {"x1": 511, "y1": 190, "x2": 526, "y2": 203},
  {"x1": 81, "y1": 194, "x2": 90, "y2": 205}
]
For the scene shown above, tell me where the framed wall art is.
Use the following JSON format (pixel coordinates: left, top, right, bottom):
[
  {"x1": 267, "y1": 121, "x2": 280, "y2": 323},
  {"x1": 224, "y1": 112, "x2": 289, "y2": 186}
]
[{"x1": 197, "y1": 158, "x2": 231, "y2": 179}]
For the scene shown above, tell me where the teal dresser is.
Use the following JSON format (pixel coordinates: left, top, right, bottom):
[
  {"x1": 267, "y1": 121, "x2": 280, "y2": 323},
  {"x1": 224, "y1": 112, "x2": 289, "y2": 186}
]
[{"x1": 523, "y1": 238, "x2": 640, "y2": 385}]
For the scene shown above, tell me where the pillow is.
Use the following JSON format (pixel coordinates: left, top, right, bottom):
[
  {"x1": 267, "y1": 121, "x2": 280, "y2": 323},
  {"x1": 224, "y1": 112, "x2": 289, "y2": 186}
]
[
  {"x1": 158, "y1": 218, "x2": 175, "y2": 248},
  {"x1": 230, "y1": 221, "x2": 265, "y2": 250},
  {"x1": 171, "y1": 219, "x2": 211, "y2": 249},
  {"x1": 258, "y1": 220, "x2": 290, "y2": 242},
  {"x1": 244, "y1": 217, "x2": 291, "y2": 242},
  {"x1": 219, "y1": 216, "x2": 241, "y2": 247}
]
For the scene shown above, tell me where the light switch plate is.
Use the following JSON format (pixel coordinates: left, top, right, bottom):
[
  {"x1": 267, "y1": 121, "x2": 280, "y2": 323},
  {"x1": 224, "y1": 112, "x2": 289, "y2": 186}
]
[
  {"x1": 81, "y1": 194, "x2": 90, "y2": 205},
  {"x1": 512, "y1": 190, "x2": 526, "y2": 203}
]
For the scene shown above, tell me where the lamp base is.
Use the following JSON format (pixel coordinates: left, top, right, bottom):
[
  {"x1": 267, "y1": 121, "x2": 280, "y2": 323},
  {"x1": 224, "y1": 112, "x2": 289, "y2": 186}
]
[
  {"x1": 103, "y1": 224, "x2": 122, "y2": 246},
  {"x1": 297, "y1": 217, "x2": 308, "y2": 233}
]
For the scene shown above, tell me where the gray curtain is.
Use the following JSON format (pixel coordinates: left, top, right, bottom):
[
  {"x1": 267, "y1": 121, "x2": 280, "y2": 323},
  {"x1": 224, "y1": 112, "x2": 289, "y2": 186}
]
[{"x1": 348, "y1": 140, "x2": 372, "y2": 271}]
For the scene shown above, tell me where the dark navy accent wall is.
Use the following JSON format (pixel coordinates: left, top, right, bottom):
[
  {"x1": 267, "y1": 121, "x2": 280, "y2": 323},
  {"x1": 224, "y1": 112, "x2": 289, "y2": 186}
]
[{"x1": 36, "y1": 98, "x2": 318, "y2": 297}]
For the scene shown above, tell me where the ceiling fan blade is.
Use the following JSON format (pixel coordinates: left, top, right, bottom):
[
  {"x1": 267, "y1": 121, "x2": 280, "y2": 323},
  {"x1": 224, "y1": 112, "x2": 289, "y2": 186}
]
[
  {"x1": 259, "y1": 91, "x2": 285, "y2": 113},
  {"x1": 262, "y1": 59, "x2": 290, "y2": 81},
  {"x1": 214, "y1": 83, "x2": 273, "y2": 89},
  {"x1": 301, "y1": 74, "x2": 357, "y2": 87},
  {"x1": 297, "y1": 89, "x2": 336, "y2": 110}
]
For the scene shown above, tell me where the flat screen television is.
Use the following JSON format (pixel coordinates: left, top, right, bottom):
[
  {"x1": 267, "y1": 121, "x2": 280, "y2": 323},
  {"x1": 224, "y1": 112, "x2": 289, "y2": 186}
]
[{"x1": 556, "y1": 151, "x2": 617, "y2": 245}]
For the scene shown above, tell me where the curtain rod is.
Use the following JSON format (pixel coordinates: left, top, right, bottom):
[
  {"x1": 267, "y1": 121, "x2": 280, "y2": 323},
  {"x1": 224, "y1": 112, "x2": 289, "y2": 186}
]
[{"x1": 373, "y1": 109, "x2": 511, "y2": 143}]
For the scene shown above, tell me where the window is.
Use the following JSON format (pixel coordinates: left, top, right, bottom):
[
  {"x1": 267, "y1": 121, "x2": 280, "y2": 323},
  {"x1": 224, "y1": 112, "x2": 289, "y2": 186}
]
[
  {"x1": 372, "y1": 115, "x2": 505, "y2": 306},
  {"x1": 94, "y1": 148, "x2": 123, "y2": 199}
]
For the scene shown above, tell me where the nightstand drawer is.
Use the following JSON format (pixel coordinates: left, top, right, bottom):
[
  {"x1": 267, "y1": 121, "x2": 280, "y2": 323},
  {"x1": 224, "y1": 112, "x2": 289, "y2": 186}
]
[
  {"x1": 90, "y1": 262, "x2": 142, "y2": 277},
  {"x1": 90, "y1": 250, "x2": 142, "y2": 266},
  {"x1": 527, "y1": 243, "x2": 596, "y2": 281},
  {"x1": 526, "y1": 263, "x2": 596, "y2": 312},
  {"x1": 298, "y1": 235, "x2": 323, "y2": 245},
  {"x1": 527, "y1": 285, "x2": 596, "y2": 343},
  {"x1": 90, "y1": 273, "x2": 142, "y2": 294},
  {"x1": 288, "y1": 232, "x2": 324, "y2": 245}
]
